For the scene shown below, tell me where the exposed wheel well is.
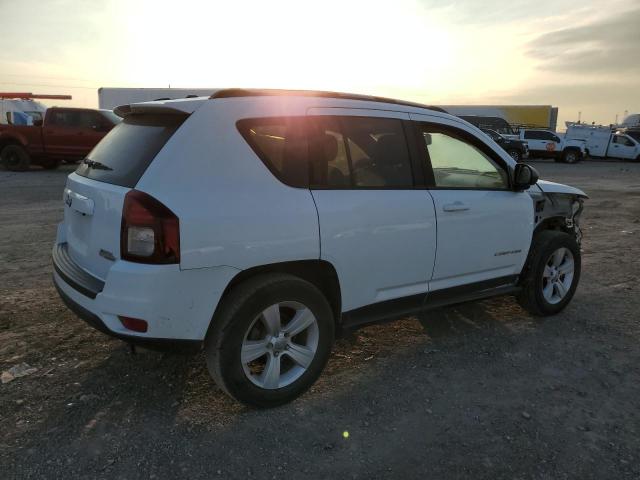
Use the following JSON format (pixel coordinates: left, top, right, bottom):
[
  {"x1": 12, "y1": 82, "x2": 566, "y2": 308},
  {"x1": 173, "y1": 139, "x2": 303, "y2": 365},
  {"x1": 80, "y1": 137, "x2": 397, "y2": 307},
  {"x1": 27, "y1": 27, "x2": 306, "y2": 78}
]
[
  {"x1": 534, "y1": 216, "x2": 573, "y2": 236},
  {"x1": 0, "y1": 137, "x2": 23, "y2": 153},
  {"x1": 218, "y1": 260, "x2": 342, "y2": 326}
]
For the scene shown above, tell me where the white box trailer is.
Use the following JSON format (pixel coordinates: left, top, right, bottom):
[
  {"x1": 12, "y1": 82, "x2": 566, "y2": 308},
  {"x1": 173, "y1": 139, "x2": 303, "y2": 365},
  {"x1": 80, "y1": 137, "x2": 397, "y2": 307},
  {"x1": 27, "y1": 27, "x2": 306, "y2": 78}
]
[{"x1": 98, "y1": 88, "x2": 217, "y2": 110}]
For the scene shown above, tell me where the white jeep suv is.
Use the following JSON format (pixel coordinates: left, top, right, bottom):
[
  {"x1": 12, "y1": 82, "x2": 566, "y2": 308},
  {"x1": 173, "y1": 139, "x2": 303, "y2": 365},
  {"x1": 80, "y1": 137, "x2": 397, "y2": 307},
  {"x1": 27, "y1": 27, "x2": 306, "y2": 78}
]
[{"x1": 53, "y1": 89, "x2": 587, "y2": 407}]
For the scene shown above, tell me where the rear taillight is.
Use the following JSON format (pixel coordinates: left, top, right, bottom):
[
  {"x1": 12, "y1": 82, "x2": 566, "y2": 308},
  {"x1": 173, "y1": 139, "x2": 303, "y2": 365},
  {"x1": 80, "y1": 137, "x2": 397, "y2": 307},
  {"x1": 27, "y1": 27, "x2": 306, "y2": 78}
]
[{"x1": 120, "y1": 190, "x2": 180, "y2": 264}]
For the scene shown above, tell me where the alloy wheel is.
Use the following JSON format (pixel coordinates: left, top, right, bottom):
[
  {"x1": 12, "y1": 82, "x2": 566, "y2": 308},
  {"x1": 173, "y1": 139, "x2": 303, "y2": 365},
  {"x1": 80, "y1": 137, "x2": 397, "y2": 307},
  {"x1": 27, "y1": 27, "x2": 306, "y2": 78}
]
[
  {"x1": 241, "y1": 301, "x2": 319, "y2": 389},
  {"x1": 542, "y1": 247, "x2": 575, "y2": 304}
]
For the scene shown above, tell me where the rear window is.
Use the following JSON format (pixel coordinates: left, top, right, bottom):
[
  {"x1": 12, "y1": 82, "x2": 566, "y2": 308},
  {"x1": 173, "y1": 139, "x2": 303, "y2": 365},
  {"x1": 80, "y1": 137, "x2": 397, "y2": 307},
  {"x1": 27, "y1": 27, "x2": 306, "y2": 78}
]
[{"x1": 75, "y1": 114, "x2": 186, "y2": 188}]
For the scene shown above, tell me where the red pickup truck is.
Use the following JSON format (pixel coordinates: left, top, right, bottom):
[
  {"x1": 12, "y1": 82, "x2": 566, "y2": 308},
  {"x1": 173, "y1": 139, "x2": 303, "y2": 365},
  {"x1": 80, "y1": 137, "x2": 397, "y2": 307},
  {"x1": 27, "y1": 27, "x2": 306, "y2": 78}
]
[{"x1": 0, "y1": 107, "x2": 120, "y2": 171}]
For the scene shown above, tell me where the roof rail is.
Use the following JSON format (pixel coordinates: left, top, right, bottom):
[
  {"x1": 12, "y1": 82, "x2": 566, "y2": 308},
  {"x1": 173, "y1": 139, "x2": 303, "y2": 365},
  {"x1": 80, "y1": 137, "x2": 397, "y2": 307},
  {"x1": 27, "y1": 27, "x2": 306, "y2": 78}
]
[{"x1": 209, "y1": 88, "x2": 448, "y2": 114}]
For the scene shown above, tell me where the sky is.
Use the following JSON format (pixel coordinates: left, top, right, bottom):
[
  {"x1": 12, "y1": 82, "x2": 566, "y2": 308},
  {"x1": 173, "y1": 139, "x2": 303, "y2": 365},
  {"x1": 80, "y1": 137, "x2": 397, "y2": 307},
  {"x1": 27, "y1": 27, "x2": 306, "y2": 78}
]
[{"x1": 1, "y1": 0, "x2": 638, "y2": 127}]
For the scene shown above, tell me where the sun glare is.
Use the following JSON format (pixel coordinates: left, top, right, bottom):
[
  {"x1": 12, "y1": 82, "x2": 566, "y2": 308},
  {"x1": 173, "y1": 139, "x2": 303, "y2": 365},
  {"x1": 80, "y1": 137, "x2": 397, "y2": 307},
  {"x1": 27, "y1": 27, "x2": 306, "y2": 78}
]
[{"x1": 122, "y1": 0, "x2": 456, "y2": 99}]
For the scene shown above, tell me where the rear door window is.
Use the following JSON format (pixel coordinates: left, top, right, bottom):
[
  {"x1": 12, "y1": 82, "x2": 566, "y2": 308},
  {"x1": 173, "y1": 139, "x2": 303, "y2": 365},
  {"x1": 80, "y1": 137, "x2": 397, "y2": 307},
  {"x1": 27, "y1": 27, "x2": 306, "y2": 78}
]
[
  {"x1": 75, "y1": 114, "x2": 186, "y2": 188},
  {"x1": 236, "y1": 115, "x2": 415, "y2": 189},
  {"x1": 310, "y1": 116, "x2": 414, "y2": 188}
]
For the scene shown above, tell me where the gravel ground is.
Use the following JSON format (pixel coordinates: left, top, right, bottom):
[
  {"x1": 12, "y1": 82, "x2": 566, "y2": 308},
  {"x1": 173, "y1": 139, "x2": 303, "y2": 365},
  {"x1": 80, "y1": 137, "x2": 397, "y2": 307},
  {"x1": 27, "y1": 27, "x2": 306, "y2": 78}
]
[{"x1": 1, "y1": 160, "x2": 639, "y2": 479}]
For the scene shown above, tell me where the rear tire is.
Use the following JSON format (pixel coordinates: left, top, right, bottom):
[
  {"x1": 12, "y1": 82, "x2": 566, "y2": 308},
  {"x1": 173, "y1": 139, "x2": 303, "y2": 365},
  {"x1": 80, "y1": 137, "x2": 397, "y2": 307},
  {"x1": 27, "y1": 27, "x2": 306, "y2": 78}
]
[
  {"x1": 562, "y1": 149, "x2": 580, "y2": 164},
  {"x1": 205, "y1": 274, "x2": 335, "y2": 408},
  {"x1": 517, "y1": 230, "x2": 581, "y2": 316},
  {"x1": 1, "y1": 145, "x2": 31, "y2": 171}
]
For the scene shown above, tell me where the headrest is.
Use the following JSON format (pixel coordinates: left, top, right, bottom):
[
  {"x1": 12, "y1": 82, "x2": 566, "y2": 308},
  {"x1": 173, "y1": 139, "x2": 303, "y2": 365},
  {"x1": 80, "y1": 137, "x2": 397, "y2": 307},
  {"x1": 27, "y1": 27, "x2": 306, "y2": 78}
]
[{"x1": 320, "y1": 133, "x2": 338, "y2": 161}]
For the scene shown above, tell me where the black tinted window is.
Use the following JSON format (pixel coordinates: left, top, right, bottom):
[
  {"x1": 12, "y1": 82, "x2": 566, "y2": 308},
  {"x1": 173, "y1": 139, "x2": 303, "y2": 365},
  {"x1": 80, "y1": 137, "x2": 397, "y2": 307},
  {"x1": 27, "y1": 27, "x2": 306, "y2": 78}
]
[
  {"x1": 49, "y1": 110, "x2": 101, "y2": 128},
  {"x1": 237, "y1": 117, "x2": 309, "y2": 188},
  {"x1": 310, "y1": 116, "x2": 413, "y2": 188},
  {"x1": 524, "y1": 130, "x2": 542, "y2": 140},
  {"x1": 50, "y1": 110, "x2": 79, "y2": 127},
  {"x1": 75, "y1": 114, "x2": 185, "y2": 188},
  {"x1": 524, "y1": 130, "x2": 557, "y2": 141}
]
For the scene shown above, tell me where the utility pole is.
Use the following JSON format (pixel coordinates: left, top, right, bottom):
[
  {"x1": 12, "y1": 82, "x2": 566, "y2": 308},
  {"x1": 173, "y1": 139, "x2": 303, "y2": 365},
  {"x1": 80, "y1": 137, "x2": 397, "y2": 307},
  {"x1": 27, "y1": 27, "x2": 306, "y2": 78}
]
[{"x1": 578, "y1": 111, "x2": 581, "y2": 123}]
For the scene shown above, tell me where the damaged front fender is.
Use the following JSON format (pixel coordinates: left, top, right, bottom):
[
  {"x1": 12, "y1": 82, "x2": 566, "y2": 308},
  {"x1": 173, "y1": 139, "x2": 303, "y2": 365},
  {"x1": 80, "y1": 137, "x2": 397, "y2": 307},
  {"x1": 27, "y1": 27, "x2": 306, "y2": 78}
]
[{"x1": 527, "y1": 181, "x2": 587, "y2": 244}]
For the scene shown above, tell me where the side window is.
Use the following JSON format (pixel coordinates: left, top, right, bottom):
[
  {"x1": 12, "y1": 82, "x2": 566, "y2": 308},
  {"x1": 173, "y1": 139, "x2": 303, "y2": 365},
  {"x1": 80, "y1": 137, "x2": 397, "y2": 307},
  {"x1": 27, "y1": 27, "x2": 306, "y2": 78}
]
[
  {"x1": 541, "y1": 131, "x2": 559, "y2": 142},
  {"x1": 237, "y1": 117, "x2": 309, "y2": 188},
  {"x1": 417, "y1": 125, "x2": 509, "y2": 190},
  {"x1": 50, "y1": 110, "x2": 81, "y2": 128},
  {"x1": 310, "y1": 116, "x2": 413, "y2": 188},
  {"x1": 523, "y1": 130, "x2": 538, "y2": 140},
  {"x1": 614, "y1": 135, "x2": 633, "y2": 146},
  {"x1": 77, "y1": 111, "x2": 101, "y2": 129}
]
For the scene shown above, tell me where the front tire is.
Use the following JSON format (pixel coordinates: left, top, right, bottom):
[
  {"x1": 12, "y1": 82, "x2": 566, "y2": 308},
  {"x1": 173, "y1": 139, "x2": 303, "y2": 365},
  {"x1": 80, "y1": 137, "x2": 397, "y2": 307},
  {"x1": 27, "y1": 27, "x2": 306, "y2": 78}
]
[
  {"x1": 1, "y1": 145, "x2": 31, "y2": 171},
  {"x1": 517, "y1": 230, "x2": 581, "y2": 316},
  {"x1": 205, "y1": 274, "x2": 335, "y2": 408}
]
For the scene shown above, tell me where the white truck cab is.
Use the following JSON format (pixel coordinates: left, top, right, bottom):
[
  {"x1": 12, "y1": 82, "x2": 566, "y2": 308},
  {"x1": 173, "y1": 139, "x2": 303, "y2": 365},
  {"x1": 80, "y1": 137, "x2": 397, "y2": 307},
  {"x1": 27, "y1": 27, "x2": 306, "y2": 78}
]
[
  {"x1": 53, "y1": 89, "x2": 587, "y2": 407},
  {"x1": 506, "y1": 129, "x2": 586, "y2": 163}
]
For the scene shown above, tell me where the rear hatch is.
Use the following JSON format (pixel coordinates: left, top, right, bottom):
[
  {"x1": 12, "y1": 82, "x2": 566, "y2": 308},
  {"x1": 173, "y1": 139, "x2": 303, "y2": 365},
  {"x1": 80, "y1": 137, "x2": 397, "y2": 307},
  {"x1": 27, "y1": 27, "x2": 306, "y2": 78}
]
[{"x1": 62, "y1": 113, "x2": 186, "y2": 280}]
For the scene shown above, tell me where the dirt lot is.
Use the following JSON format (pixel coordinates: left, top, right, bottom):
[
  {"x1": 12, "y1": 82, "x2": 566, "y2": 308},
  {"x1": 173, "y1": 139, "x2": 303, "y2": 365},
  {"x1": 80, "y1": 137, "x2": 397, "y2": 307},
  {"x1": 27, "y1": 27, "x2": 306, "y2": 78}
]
[{"x1": 1, "y1": 160, "x2": 639, "y2": 479}]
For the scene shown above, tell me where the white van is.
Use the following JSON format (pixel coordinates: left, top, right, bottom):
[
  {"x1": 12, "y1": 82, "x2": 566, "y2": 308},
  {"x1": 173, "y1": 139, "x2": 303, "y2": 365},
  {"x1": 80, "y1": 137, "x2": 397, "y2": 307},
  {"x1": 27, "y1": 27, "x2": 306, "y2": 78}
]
[{"x1": 53, "y1": 89, "x2": 587, "y2": 406}]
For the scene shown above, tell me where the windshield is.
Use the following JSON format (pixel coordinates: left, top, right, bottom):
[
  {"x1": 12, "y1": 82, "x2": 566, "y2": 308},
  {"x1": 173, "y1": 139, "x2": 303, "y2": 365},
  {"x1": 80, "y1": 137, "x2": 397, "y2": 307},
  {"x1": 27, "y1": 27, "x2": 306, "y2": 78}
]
[{"x1": 75, "y1": 114, "x2": 186, "y2": 188}]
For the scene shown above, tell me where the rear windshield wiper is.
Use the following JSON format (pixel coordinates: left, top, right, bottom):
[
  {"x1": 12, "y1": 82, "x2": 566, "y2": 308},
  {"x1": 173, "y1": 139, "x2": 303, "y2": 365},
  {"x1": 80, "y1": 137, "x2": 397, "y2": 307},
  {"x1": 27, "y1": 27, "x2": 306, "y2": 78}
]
[{"x1": 82, "y1": 158, "x2": 113, "y2": 171}]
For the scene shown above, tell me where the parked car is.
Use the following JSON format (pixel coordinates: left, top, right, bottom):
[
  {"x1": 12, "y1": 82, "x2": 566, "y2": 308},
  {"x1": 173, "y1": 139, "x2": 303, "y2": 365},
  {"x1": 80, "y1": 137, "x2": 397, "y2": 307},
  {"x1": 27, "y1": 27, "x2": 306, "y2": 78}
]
[
  {"x1": 505, "y1": 129, "x2": 586, "y2": 163},
  {"x1": 481, "y1": 128, "x2": 529, "y2": 162},
  {"x1": 52, "y1": 89, "x2": 587, "y2": 407},
  {"x1": 0, "y1": 107, "x2": 120, "y2": 170},
  {"x1": 565, "y1": 123, "x2": 640, "y2": 162}
]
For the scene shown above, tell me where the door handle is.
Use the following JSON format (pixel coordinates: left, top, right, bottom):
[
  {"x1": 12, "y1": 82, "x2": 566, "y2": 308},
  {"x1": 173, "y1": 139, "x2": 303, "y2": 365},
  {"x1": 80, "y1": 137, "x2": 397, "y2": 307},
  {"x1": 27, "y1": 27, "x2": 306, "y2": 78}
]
[{"x1": 442, "y1": 202, "x2": 470, "y2": 212}]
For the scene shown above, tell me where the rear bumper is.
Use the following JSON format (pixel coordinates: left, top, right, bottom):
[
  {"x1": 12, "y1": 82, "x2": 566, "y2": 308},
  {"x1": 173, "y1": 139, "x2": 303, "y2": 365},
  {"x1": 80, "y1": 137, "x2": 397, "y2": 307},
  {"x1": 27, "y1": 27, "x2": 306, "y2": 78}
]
[
  {"x1": 53, "y1": 277, "x2": 201, "y2": 352},
  {"x1": 52, "y1": 243, "x2": 104, "y2": 299},
  {"x1": 51, "y1": 241, "x2": 240, "y2": 344}
]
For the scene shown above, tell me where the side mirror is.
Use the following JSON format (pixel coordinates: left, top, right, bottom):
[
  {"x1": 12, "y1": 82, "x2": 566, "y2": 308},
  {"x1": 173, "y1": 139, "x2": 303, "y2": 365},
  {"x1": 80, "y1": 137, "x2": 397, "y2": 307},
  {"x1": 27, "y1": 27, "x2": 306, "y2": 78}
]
[
  {"x1": 423, "y1": 133, "x2": 432, "y2": 146},
  {"x1": 33, "y1": 118, "x2": 43, "y2": 127},
  {"x1": 513, "y1": 163, "x2": 539, "y2": 191}
]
